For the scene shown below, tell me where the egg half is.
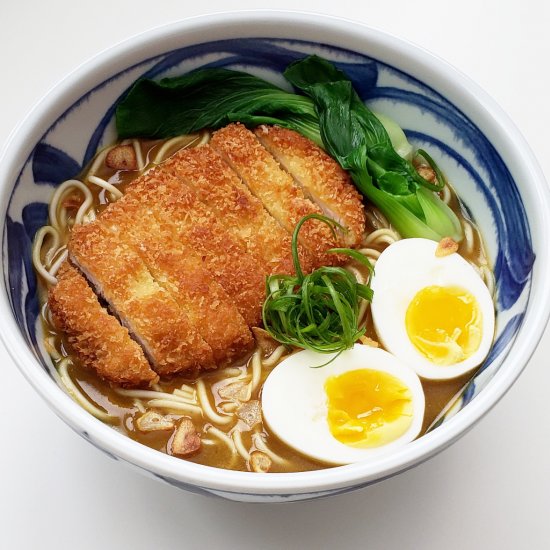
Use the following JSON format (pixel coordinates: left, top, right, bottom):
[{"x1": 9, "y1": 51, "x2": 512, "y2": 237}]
[
  {"x1": 261, "y1": 345, "x2": 425, "y2": 465},
  {"x1": 370, "y1": 238, "x2": 495, "y2": 380}
]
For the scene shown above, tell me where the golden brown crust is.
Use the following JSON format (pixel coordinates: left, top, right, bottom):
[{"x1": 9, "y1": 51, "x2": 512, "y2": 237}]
[
  {"x1": 210, "y1": 123, "x2": 342, "y2": 267},
  {"x1": 100, "y1": 189, "x2": 253, "y2": 365},
  {"x1": 128, "y1": 161, "x2": 265, "y2": 328},
  {"x1": 51, "y1": 123, "x2": 369, "y2": 384},
  {"x1": 68, "y1": 222, "x2": 214, "y2": 375},
  {"x1": 255, "y1": 125, "x2": 365, "y2": 247},
  {"x1": 166, "y1": 144, "x2": 313, "y2": 275},
  {"x1": 48, "y1": 262, "x2": 158, "y2": 387}
]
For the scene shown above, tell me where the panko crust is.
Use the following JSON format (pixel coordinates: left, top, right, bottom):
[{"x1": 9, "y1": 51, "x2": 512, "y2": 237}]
[
  {"x1": 51, "y1": 122, "x2": 369, "y2": 384},
  {"x1": 100, "y1": 186, "x2": 254, "y2": 365},
  {"x1": 128, "y1": 159, "x2": 265, "y2": 328},
  {"x1": 166, "y1": 144, "x2": 313, "y2": 275},
  {"x1": 255, "y1": 125, "x2": 365, "y2": 247},
  {"x1": 210, "y1": 123, "x2": 343, "y2": 267},
  {"x1": 48, "y1": 262, "x2": 158, "y2": 387},
  {"x1": 68, "y1": 222, "x2": 214, "y2": 375}
]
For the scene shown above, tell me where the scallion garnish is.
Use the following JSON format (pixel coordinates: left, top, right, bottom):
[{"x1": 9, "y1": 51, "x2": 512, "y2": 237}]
[{"x1": 262, "y1": 214, "x2": 373, "y2": 362}]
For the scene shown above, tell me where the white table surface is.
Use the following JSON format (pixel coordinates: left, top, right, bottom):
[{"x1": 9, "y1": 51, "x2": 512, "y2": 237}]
[{"x1": 1, "y1": 2, "x2": 549, "y2": 549}]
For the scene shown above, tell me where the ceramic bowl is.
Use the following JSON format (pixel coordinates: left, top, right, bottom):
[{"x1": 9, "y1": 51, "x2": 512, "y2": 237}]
[{"x1": 1, "y1": 11, "x2": 549, "y2": 502}]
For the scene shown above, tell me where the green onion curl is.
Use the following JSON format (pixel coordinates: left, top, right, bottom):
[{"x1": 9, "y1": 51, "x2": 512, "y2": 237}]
[{"x1": 262, "y1": 214, "x2": 374, "y2": 363}]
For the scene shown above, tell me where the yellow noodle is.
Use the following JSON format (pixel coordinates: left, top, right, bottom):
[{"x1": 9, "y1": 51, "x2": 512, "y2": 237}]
[
  {"x1": 441, "y1": 184, "x2": 452, "y2": 205},
  {"x1": 173, "y1": 388, "x2": 196, "y2": 400},
  {"x1": 132, "y1": 139, "x2": 145, "y2": 171},
  {"x1": 146, "y1": 399, "x2": 202, "y2": 415},
  {"x1": 232, "y1": 429, "x2": 251, "y2": 461},
  {"x1": 87, "y1": 175, "x2": 123, "y2": 200},
  {"x1": 217, "y1": 367, "x2": 244, "y2": 377},
  {"x1": 152, "y1": 136, "x2": 196, "y2": 164},
  {"x1": 220, "y1": 402, "x2": 239, "y2": 413},
  {"x1": 115, "y1": 388, "x2": 196, "y2": 405},
  {"x1": 44, "y1": 336, "x2": 62, "y2": 361},
  {"x1": 58, "y1": 358, "x2": 116, "y2": 423},
  {"x1": 358, "y1": 247, "x2": 381, "y2": 260},
  {"x1": 345, "y1": 265, "x2": 364, "y2": 285},
  {"x1": 196, "y1": 379, "x2": 233, "y2": 425},
  {"x1": 462, "y1": 220, "x2": 475, "y2": 255},
  {"x1": 251, "y1": 433, "x2": 288, "y2": 465},
  {"x1": 48, "y1": 249, "x2": 68, "y2": 278},
  {"x1": 363, "y1": 228, "x2": 399, "y2": 248},
  {"x1": 49, "y1": 179, "x2": 94, "y2": 231},
  {"x1": 262, "y1": 345, "x2": 287, "y2": 368},
  {"x1": 32, "y1": 226, "x2": 62, "y2": 285},
  {"x1": 205, "y1": 425, "x2": 237, "y2": 452},
  {"x1": 480, "y1": 264, "x2": 495, "y2": 296},
  {"x1": 249, "y1": 350, "x2": 263, "y2": 395}
]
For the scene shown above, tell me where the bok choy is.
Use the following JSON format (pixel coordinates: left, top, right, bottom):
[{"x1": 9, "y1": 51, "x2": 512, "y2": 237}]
[{"x1": 116, "y1": 56, "x2": 463, "y2": 242}]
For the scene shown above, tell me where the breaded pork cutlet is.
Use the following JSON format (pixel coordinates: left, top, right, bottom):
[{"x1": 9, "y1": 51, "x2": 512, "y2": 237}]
[
  {"x1": 99, "y1": 189, "x2": 254, "y2": 365},
  {"x1": 128, "y1": 162, "x2": 266, "y2": 327},
  {"x1": 255, "y1": 125, "x2": 365, "y2": 247},
  {"x1": 210, "y1": 123, "x2": 342, "y2": 267},
  {"x1": 68, "y1": 222, "x2": 214, "y2": 376},
  {"x1": 48, "y1": 263, "x2": 158, "y2": 387},
  {"x1": 163, "y1": 144, "x2": 313, "y2": 275}
]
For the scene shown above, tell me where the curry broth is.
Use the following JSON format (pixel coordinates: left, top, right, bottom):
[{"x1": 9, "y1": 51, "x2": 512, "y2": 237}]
[{"x1": 38, "y1": 134, "x2": 492, "y2": 472}]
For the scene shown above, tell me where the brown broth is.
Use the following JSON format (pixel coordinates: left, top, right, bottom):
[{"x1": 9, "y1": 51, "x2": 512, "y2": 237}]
[{"x1": 38, "y1": 133, "x2": 493, "y2": 473}]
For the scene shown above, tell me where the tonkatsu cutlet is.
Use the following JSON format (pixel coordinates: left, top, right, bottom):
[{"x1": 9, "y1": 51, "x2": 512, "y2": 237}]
[
  {"x1": 210, "y1": 123, "x2": 342, "y2": 267},
  {"x1": 255, "y1": 125, "x2": 365, "y2": 247},
  {"x1": 68, "y1": 222, "x2": 215, "y2": 375},
  {"x1": 51, "y1": 122, "x2": 368, "y2": 386},
  {"x1": 48, "y1": 263, "x2": 158, "y2": 387},
  {"x1": 127, "y1": 161, "x2": 266, "y2": 327},
  {"x1": 99, "y1": 186, "x2": 254, "y2": 365},
  {"x1": 162, "y1": 144, "x2": 313, "y2": 276}
]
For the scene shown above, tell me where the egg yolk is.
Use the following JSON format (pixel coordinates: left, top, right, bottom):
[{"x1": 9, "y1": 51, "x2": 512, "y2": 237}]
[
  {"x1": 325, "y1": 369, "x2": 413, "y2": 448},
  {"x1": 405, "y1": 285, "x2": 482, "y2": 365}
]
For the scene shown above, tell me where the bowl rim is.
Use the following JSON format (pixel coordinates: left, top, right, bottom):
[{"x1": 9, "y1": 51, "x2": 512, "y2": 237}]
[{"x1": 1, "y1": 10, "x2": 549, "y2": 496}]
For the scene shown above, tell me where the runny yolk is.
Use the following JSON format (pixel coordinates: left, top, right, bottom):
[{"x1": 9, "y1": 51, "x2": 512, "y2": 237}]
[
  {"x1": 325, "y1": 369, "x2": 413, "y2": 448},
  {"x1": 405, "y1": 285, "x2": 482, "y2": 365}
]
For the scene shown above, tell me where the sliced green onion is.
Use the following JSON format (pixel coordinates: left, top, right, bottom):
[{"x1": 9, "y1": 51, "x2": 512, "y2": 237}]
[{"x1": 262, "y1": 214, "x2": 373, "y2": 362}]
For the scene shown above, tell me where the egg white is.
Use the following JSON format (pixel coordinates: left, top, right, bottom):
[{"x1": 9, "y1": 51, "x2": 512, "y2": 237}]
[
  {"x1": 370, "y1": 238, "x2": 495, "y2": 380},
  {"x1": 261, "y1": 345, "x2": 425, "y2": 465}
]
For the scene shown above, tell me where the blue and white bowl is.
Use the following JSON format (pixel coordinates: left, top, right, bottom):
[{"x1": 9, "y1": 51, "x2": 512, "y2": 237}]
[{"x1": 1, "y1": 12, "x2": 548, "y2": 502}]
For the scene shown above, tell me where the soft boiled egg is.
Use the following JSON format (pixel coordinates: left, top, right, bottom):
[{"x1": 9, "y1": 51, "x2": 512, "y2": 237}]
[
  {"x1": 261, "y1": 345, "x2": 425, "y2": 465},
  {"x1": 370, "y1": 238, "x2": 495, "y2": 380}
]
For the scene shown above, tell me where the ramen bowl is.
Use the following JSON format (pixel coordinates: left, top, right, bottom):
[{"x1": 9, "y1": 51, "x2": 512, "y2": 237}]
[{"x1": 1, "y1": 11, "x2": 548, "y2": 502}]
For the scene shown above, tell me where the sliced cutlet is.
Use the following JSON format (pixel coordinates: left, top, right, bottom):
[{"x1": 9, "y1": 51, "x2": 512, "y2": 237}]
[
  {"x1": 210, "y1": 123, "x2": 341, "y2": 267},
  {"x1": 163, "y1": 144, "x2": 313, "y2": 275},
  {"x1": 255, "y1": 125, "x2": 365, "y2": 247},
  {"x1": 127, "y1": 163, "x2": 265, "y2": 327},
  {"x1": 48, "y1": 262, "x2": 158, "y2": 387},
  {"x1": 68, "y1": 222, "x2": 214, "y2": 376},
  {"x1": 99, "y1": 190, "x2": 254, "y2": 365}
]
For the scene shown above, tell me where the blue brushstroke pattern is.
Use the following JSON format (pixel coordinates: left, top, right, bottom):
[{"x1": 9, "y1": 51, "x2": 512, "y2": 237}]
[
  {"x1": 6, "y1": 204, "x2": 48, "y2": 359},
  {"x1": 32, "y1": 143, "x2": 81, "y2": 186}
]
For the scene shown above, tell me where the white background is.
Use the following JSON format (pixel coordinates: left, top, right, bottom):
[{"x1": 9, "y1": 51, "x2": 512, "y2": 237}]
[{"x1": 1, "y1": 1, "x2": 549, "y2": 549}]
